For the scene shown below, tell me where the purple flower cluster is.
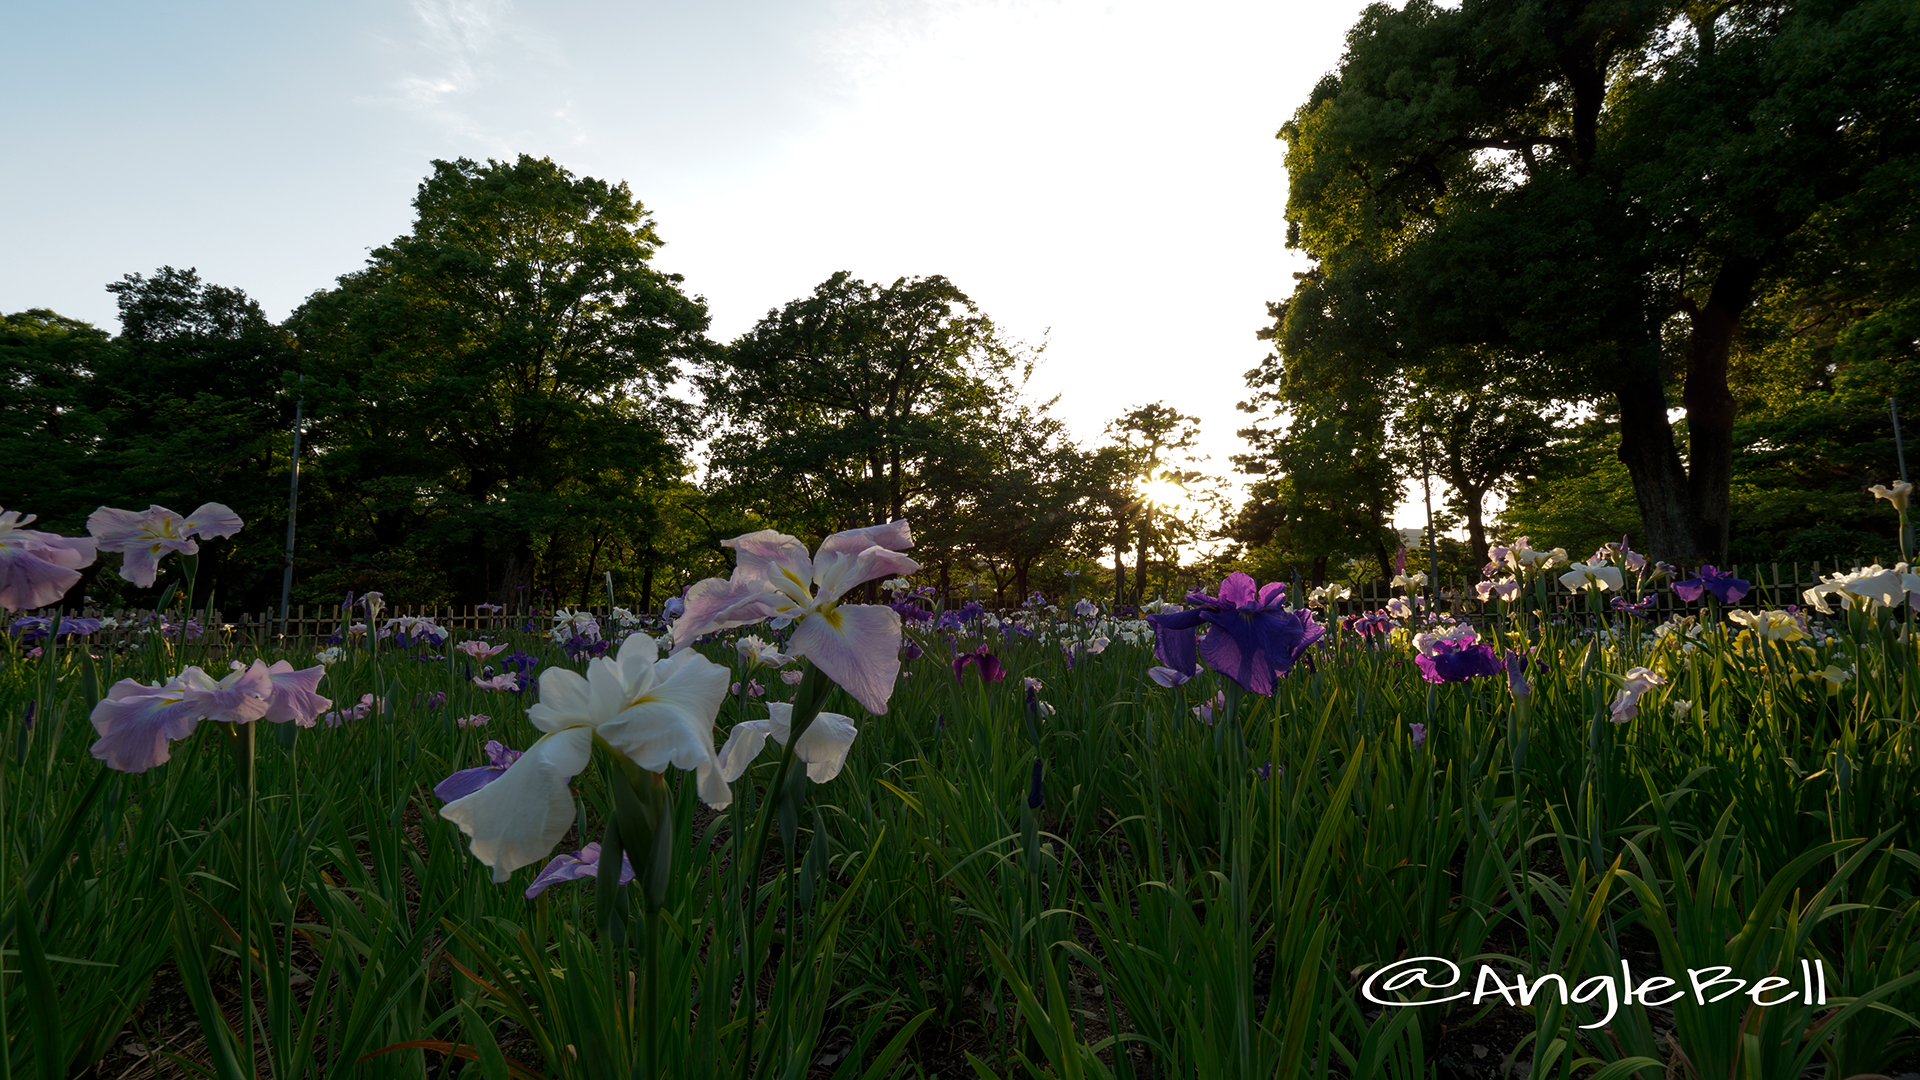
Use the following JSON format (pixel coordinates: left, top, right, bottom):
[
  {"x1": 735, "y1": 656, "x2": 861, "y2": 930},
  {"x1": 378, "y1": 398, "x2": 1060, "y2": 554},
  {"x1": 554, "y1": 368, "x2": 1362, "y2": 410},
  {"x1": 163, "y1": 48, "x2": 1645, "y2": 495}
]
[
  {"x1": 933, "y1": 601, "x2": 986, "y2": 631},
  {"x1": 9, "y1": 616, "x2": 102, "y2": 642},
  {"x1": 1147, "y1": 572, "x2": 1324, "y2": 696},
  {"x1": 1413, "y1": 628, "x2": 1503, "y2": 685},
  {"x1": 1673, "y1": 565, "x2": 1750, "y2": 604}
]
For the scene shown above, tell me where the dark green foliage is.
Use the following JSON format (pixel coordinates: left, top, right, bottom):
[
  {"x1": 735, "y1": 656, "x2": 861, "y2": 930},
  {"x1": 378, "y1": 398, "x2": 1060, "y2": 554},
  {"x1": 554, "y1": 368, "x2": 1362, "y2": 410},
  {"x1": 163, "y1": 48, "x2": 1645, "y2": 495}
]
[
  {"x1": 1261, "y1": 0, "x2": 1920, "y2": 562},
  {"x1": 287, "y1": 155, "x2": 717, "y2": 607}
]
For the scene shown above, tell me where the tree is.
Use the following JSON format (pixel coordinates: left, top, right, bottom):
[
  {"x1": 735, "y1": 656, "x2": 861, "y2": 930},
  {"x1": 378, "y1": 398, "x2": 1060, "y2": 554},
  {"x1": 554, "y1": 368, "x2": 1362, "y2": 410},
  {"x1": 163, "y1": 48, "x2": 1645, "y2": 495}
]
[
  {"x1": 289, "y1": 155, "x2": 712, "y2": 606},
  {"x1": 0, "y1": 310, "x2": 114, "y2": 530},
  {"x1": 699, "y1": 272, "x2": 1020, "y2": 540},
  {"x1": 1397, "y1": 378, "x2": 1557, "y2": 569},
  {"x1": 1105, "y1": 404, "x2": 1200, "y2": 605},
  {"x1": 1272, "y1": 0, "x2": 1920, "y2": 560}
]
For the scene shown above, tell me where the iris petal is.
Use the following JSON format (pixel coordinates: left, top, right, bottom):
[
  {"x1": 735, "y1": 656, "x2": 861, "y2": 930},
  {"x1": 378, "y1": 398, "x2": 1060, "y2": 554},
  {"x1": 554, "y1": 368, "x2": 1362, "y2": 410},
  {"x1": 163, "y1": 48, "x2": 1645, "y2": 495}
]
[
  {"x1": 440, "y1": 726, "x2": 594, "y2": 883},
  {"x1": 788, "y1": 604, "x2": 902, "y2": 714}
]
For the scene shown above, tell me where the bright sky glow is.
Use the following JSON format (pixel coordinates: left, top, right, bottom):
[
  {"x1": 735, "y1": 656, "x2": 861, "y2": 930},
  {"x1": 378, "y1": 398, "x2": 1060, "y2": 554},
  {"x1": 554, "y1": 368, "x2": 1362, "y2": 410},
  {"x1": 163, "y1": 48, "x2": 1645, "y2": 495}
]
[{"x1": 2, "y1": 0, "x2": 1444, "y2": 531}]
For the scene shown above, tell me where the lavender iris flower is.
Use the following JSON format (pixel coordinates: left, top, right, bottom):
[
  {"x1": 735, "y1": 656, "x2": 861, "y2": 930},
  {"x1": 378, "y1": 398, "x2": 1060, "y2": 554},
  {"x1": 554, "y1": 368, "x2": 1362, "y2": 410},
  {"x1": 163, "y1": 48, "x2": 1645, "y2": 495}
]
[
  {"x1": 433, "y1": 740, "x2": 523, "y2": 802},
  {"x1": 1672, "y1": 565, "x2": 1750, "y2": 604},
  {"x1": 1147, "y1": 572, "x2": 1325, "y2": 695},
  {"x1": 953, "y1": 646, "x2": 1005, "y2": 684},
  {"x1": 524, "y1": 841, "x2": 635, "y2": 900},
  {"x1": 1408, "y1": 723, "x2": 1427, "y2": 747}
]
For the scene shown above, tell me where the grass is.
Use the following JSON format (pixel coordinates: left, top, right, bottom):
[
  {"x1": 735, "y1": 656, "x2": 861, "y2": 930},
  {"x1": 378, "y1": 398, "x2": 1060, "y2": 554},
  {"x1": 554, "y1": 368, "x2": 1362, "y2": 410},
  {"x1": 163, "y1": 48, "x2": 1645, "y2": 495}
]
[{"x1": 2, "y1": 585, "x2": 1917, "y2": 1080}]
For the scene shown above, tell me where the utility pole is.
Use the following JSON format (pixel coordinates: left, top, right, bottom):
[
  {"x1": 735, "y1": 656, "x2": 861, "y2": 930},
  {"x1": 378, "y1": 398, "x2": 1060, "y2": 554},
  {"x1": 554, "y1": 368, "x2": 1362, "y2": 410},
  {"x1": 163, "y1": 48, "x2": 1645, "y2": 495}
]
[
  {"x1": 1894, "y1": 397, "x2": 1912, "y2": 558},
  {"x1": 278, "y1": 374, "x2": 305, "y2": 639},
  {"x1": 1421, "y1": 420, "x2": 1438, "y2": 615}
]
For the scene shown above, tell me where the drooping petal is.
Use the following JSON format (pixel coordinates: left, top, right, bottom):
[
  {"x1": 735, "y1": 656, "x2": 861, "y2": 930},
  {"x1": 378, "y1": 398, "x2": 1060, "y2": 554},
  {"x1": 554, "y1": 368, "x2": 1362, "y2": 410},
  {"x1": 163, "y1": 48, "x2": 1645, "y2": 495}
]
[
  {"x1": 716, "y1": 719, "x2": 773, "y2": 783},
  {"x1": 440, "y1": 726, "x2": 595, "y2": 883},
  {"x1": 1197, "y1": 625, "x2": 1273, "y2": 696},
  {"x1": 182, "y1": 503, "x2": 244, "y2": 540},
  {"x1": 0, "y1": 547, "x2": 84, "y2": 611},
  {"x1": 788, "y1": 707, "x2": 859, "y2": 783},
  {"x1": 527, "y1": 664, "x2": 597, "y2": 733},
  {"x1": 260, "y1": 661, "x2": 332, "y2": 726},
  {"x1": 89, "y1": 677, "x2": 208, "y2": 773},
  {"x1": 434, "y1": 764, "x2": 509, "y2": 803},
  {"x1": 788, "y1": 603, "x2": 902, "y2": 714}
]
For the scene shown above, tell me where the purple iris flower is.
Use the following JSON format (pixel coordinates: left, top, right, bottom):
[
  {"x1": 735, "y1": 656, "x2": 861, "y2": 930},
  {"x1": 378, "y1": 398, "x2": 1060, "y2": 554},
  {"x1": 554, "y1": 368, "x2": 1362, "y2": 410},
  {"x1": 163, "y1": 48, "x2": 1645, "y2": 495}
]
[
  {"x1": 524, "y1": 842, "x2": 635, "y2": 900},
  {"x1": 889, "y1": 599, "x2": 934, "y2": 625},
  {"x1": 953, "y1": 646, "x2": 1006, "y2": 684},
  {"x1": 562, "y1": 633, "x2": 609, "y2": 660},
  {"x1": 1408, "y1": 723, "x2": 1427, "y2": 747},
  {"x1": 1672, "y1": 565, "x2": 1750, "y2": 604},
  {"x1": 933, "y1": 601, "x2": 986, "y2": 632},
  {"x1": 415, "y1": 691, "x2": 448, "y2": 711},
  {"x1": 9, "y1": 617, "x2": 102, "y2": 643},
  {"x1": 1150, "y1": 614, "x2": 1199, "y2": 682},
  {"x1": 1611, "y1": 596, "x2": 1658, "y2": 620},
  {"x1": 1146, "y1": 572, "x2": 1325, "y2": 696},
  {"x1": 1343, "y1": 610, "x2": 1394, "y2": 638},
  {"x1": 500, "y1": 650, "x2": 542, "y2": 693},
  {"x1": 901, "y1": 638, "x2": 924, "y2": 661},
  {"x1": 1414, "y1": 640, "x2": 1503, "y2": 684},
  {"x1": 433, "y1": 740, "x2": 523, "y2": 802}
]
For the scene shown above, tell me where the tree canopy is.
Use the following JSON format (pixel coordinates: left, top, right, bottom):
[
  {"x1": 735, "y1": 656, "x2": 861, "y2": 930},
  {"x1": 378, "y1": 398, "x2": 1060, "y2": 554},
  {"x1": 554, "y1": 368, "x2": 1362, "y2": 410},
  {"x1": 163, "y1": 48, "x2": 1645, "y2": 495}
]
[{"x1": 1262, "y1": 0, "x2": 1920, "y2": 561}]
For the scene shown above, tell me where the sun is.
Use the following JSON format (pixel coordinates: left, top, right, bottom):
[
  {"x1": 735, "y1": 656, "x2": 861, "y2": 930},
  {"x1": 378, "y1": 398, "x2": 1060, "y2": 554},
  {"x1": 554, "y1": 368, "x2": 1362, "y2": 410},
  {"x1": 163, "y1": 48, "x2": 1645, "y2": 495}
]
[{"x1": 1139, "y1": 477, "x2": 1187, "y2": 508}]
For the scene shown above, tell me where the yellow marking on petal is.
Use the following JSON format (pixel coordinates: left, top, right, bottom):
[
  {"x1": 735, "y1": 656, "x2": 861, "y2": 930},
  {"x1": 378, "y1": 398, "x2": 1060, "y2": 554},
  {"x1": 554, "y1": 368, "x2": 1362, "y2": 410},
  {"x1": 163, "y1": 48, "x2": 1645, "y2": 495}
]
[
  {"x1": 623, "y1": 693, "x2": 660, "y2": 711},
  {"x1": 781, "y1": 566, "x2": 807, "y2": 588},
  {"x1": 818, "y1": 602, "x2": 843, "y2": 630}
]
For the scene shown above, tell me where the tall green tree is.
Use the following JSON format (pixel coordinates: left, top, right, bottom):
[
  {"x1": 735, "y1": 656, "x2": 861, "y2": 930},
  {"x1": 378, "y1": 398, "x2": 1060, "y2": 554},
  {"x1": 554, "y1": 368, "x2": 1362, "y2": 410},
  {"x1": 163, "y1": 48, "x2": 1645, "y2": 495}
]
[
  {"x1": 698, "y1": 272, "x2": 1020, "y2": 540},
  {"x1": 1272, "y1": 0, "x2": 1920, "y2": 560},
  {"x1": 0, "y1": 310, "x2": 114, "y2": 529},
  {"x1": 289, "y1": 155, "x2": 712, "y2": 606}
]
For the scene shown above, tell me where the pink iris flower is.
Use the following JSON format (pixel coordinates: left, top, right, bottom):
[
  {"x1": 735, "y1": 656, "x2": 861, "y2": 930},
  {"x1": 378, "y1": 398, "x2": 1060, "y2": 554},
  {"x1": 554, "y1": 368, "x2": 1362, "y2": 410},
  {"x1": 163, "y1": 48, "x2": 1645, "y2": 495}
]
[
  {"x1": 672, "y1": 521, "x2": 922, "y2": 714},
  {"x1": 456, "y1": 639, "x2": 510, "y2": 661},
  {"x1": 0, "y1": 509, "x2": 97, "y2": 611},
  {"x1": 87, "y1": 503, "x2": 243, "y2": 587}
]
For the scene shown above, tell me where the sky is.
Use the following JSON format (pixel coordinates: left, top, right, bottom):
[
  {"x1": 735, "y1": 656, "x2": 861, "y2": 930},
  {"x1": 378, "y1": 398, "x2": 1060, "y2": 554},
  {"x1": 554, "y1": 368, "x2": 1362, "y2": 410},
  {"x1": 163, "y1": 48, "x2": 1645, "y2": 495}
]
[{"x1": 2, "y1": 0, "x2": 1441, "y2": 528}]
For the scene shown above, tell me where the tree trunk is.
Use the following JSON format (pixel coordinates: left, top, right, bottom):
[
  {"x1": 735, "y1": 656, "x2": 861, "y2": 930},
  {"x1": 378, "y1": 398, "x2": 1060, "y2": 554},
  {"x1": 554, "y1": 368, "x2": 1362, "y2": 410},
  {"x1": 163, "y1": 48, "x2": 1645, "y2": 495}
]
[
  {"x1": 1681, "y1": 258, "x2": 1759, "y2": 561},
  {"x1": 640, "y1": 549, "x2": 656, "y2": 613},
  {"x1": 1460, "y1": 485, "x2": 1489, "y2": 572},
  {"x1": 497, "y1": 538, "x2": 535, "y2": 613},
  {"x1": 1133, "y1": 507, "x2": 1149, "y2": 606},
  {"x1": 1615, "y1": 336, "x2": 1701, "y2": 562},
  {"x1": 576, "y1": 533, "x2": 605, "y2": 609},
  {"x1": 1113, "y1": 548, "x2": 1126, "y2": 608},
  {"x1": 1312, "y1": 554, "x2": 1329, "y2": 586}
]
